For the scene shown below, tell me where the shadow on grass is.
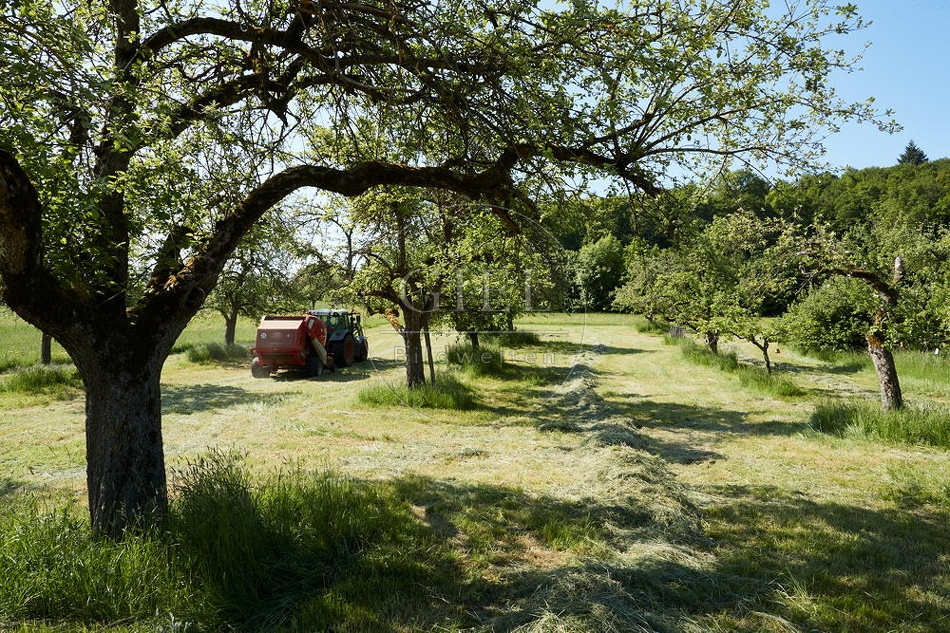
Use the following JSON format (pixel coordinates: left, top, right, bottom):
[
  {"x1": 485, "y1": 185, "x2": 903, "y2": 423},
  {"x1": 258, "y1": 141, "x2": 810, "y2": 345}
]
[
  {"x1": 269, "y1": 367, "x2": 376, "y2": 383},
  {"x1": 380, "y1": 473, "x2": 950, "y2": 631},
  {"x1": 379, "y1": 472, "x2": 700, "y2": 628},
  {"x1": 385, "y1": 474, "x2": 950, "y2": 632},
  {"x1": 258, "y1": 357, "x2": 401, "y2": 382},
  {"x1": 515, "y1": 338, "x2": 651, "y2": 360},
  {"x1": 493, "y1": 370, "x2": 803, "y2": 464},
  {"x1": 586, "y1": 342, "x2": 650, "y2": 357},
  {"x1": 0, "y1": 477, "x2": 24, "y2": 499},
  {"x1": 162, "y1": 384, "x2": 285, "y2": 415},
  {"x1": 695, "y1": 484, "x2": 950, "y2": 631},
  {"x1": 7, "y1": 467, "x2": 945, "y2": 632},
  {"x1": 825, "y1": 360, "x2": 871, "y2": 374}
]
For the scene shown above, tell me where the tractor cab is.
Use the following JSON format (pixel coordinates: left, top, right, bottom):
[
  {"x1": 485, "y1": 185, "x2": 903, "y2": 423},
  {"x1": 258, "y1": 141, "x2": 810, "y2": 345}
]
[{"x1": 305, "y1": 309, "x2": 369, "y2": 367}]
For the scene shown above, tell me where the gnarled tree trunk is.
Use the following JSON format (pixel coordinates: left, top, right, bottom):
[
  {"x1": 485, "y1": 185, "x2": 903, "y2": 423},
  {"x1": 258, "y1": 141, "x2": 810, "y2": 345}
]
[
  {"x1": 402, "y1": 308, "x2": 427, "y2": 388},
  {"x1": 847, "y1": 257, "x2": 906, "y2": 411},
  {"x1": 704, "y1": 330, "x2": 720, "y2": 354},
  {"x1": 867, "y1": 333, "x2": 903, "y2": 411},
  {"x1": 82, "y1": 354, "x2": 168, "y2": 537},
  {"x1": 59, "y1": 319, "x2": 184, "y2": 538}
]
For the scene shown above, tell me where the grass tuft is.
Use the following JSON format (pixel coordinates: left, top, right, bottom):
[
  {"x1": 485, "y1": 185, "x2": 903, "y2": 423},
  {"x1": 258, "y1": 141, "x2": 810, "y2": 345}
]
[
  {"x1": 487, "y1": 329, "x2": 543, "y2": 347},
  {"x1": 883, "y1": 462, "x2": 950, "y2": 509},
  {"x1": 632, "y1": 316, "x2": 669, "y2": 334},
  {"x1": 358, "y1": 372, "x2": 478, "y2": 410},
  {"x1": 445, "y1": 341, "x2": 505, "y2": 376},
  {"x1": 679, "y1": 339, "x2": 741, "y2": 371},
  {"x1": 0, "y1": 364, "x2": 83, "y2": 398},
  {"x1": 894, "y1": 350, "x2": 950, "y2": 392},
  {"x1": 185, "y1": 342, "x2": 250, "y2": 365},
  {"x1": 810, "y1": 400, "x2": 950, "y2": 447},
  {"x1": 0, "y1": 450, "x2": 448, "y2": 631},
  {"x1": 736, "y1": 365, "x2": 807, "y2": 397},
  {"x1": 673, "y1": 339, "x2": 805, "y2": 398},
  {"x1": 0, "y1": 497, "x2": 210, "y2": 628},
  {"x1": 168, "y1": 450, "x2": 423, "y2": 629}
]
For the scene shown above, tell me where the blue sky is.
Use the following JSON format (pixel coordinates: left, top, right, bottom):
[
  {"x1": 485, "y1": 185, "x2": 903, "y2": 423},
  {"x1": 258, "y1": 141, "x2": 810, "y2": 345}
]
[{"x1": 821, "y1": 0, "x2": 950, "y2": 169}]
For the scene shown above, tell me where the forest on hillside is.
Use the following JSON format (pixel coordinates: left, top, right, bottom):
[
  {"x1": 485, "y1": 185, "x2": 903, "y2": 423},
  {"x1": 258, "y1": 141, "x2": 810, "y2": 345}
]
[{"x1": 562, "y1": 149, "x2": 950, "y2": 363}]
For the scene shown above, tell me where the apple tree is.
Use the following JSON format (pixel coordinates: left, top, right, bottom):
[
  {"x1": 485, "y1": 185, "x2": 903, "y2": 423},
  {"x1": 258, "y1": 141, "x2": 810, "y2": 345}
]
[{"x1": 0, "y1": 0, "x2": 889, "y2": 535}]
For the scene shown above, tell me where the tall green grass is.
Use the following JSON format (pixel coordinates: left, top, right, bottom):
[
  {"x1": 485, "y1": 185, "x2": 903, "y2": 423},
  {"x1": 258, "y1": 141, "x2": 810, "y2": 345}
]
[
  {"x1": 676, "y1": 339, "x2": 805, "y2": 398},
  {"x1": 486, "y1": 329, "x2": 543, "y2": 347},
  {"x1": 0, "y1": 451, "x2": 443, "y2": 631},
  {"x1": 883, "y1": 462, "x2": 950, "y2": 509},
  {"x1": 810, "y1": 400, "x2": 950, "y2": 447},
  {"x1": 446, "y1": 341, "x2": 505, "y2": 376},
  {"x1": 800, "y1": 348, "x2": 950, "y2": 387},
  {"x1": 359, "y1": 371, "x2": 478, "y2": 410},
  {"x1": 0, "y1": 310, "x2": 72, "y2": 372},
  {"x1": 0, "y1": 498, "x2": 210, "y2": 628},
  {"x1": 185, "y1": 342, "x2": 250, "y2": 364},
  {"x1": 897, "y1": 350, "x2": 949, "y2": 376},
  {"x1": 168, "y1": 451, "x2": 424, "y2": 630},
  {"x1": 0, "y1": 364, "x2": 83, "y2": 399},
  {"x1": 632, "y1": 316, "x2": 670, "y2": 334}
]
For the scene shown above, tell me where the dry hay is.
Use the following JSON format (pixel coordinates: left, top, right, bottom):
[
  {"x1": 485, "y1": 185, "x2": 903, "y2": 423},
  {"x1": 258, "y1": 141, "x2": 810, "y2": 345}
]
[{"x1": 479, "y1": 356, "x2": 709, "y2": 632}]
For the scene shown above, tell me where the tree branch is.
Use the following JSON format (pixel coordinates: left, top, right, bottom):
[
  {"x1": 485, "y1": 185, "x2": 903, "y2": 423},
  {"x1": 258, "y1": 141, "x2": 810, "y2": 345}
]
[{"x1": 0, "y1": 149, "x2": 90, "y2": 332}]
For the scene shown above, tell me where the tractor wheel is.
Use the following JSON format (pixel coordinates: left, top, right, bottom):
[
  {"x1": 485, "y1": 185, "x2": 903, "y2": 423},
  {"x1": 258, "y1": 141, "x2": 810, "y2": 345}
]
[
  {"x1": 305, "y1": 355, "x2": 323, "y2": 377},
  {"x1": 251, "y1": 358, "x2": 271, "y2": 379},
  {"x1": 329, "y1": 332, "x2": 356, "y2": 368},
  {"x1": 354, "y1": 337, "x2": 369, "y2": 362}
]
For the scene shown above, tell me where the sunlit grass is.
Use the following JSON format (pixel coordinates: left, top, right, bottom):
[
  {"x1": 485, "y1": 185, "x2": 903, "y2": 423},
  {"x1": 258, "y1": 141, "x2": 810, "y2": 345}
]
[
  {"x1": 811, "y1": 399, "x2": 950, "y2": 447},
  {"x1": 0, "y1": 451, "x2": 468, "y2": 631},
  {"x1": 2, "y1": 311, "x2": 949, "y2": 632},
  {"x1": 701, "y1": 485, "x2": 950, "y2": 632},
  {"x1": 0, "y1": 497, "x2": 211, "y2": 629},
  {"x1": 0, "y1": 309, "x2": 71, "y2": 372},
  {"x1": 883, "y1": 461, "x2": 950, "y2": 509},
  {"x1": 675, "y1": 338, "x2": 806, "y2": 398},
  {"x1": 0, "y1": 363, "x2": 81, "y2": 393},
  {"x1": 0, "y1": 364, "x2": 84, "y2": 405},
  {"x1": 185, "y1": 342, "x2": 250, "y2": 364},
  {"x1": 445, "y1": 340, "x2": 505, "y2": 376},
  {"x1": 358, "y1": 371, "x2": 478, "y2": 410}
]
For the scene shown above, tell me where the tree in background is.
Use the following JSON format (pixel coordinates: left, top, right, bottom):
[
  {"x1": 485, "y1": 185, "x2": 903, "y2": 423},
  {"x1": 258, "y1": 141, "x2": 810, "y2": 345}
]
[
  {"x1": 780, "y1": 276, "x2": 877, "y2": 353},
  {"x1": 344, "y1": 189, "x2": 439, "y2": 387},
  {"x1": 344, "y1": 189, "x2": 559, "y2": 384},
  {"x1": 292, "y1": 199, "x2": 364, "y2": 308},
  {"x1": 695, "y1": 169, "x2": 773, "y2": 222},
  {"x1": 0, "y1": 0, "x2": 890, "y2": 535},
  {"x1": 897, "y1": 140, "x2": 929, "y2": 166},
  {"x1": 204, "y1": 218, "x2": 308, "y2": 346},
  {"x1": 790, "y1": 219, "x2": 950, "y2": 410},
  {"x1": 765, "y1": 172, "x2": 838, "y2": 225},
  {"x1": 435, "y1": 212, "x2": 563, "y2": 349},
  {"x1": 573, "y1": 234, "x2": 626, "y2": 311},
  {"x1": 615, "y1": 209, "x2": 799, "y2": 365}
]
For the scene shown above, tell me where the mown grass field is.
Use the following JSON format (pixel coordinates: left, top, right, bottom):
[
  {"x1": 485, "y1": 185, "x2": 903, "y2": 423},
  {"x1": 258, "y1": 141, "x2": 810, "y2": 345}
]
[{"x1": 1, "y1": 309, "x2": 949, "y2": 631}]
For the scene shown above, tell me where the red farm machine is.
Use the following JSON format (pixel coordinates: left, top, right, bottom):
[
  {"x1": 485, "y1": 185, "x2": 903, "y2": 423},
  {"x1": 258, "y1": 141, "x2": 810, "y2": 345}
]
[{"x1": 250, "y1": 310, "x2": 369, "y2": 378}]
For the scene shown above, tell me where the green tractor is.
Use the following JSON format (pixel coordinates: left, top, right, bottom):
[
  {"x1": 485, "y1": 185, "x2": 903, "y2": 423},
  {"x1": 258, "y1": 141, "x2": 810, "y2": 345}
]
[{"x1": 306, "y1": 309, "x2": 369, "y2": 368}]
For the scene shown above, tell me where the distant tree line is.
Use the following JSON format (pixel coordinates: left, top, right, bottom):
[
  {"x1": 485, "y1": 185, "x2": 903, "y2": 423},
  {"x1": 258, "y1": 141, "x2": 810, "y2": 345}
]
[{"x1": 545, "y1": 145, "x2": 949, "y2": 410}]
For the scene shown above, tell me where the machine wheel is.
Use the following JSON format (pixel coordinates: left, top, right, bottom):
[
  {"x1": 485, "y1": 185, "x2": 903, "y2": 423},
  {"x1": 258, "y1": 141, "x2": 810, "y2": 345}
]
[
  {"x1": 305, "y1": 355, "x2": 323, "y2": 377},
  {"x1": 354, "y1": 337, "x2": 369, "y2": 362},
  {"x1": 251, "y1": 358, "x2": 271, "y2": 379},
  {"x1": 329, "y1": 332, "x2": 356, "y2": 368}
]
